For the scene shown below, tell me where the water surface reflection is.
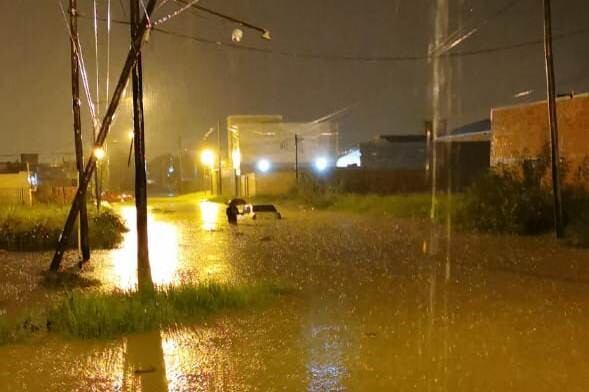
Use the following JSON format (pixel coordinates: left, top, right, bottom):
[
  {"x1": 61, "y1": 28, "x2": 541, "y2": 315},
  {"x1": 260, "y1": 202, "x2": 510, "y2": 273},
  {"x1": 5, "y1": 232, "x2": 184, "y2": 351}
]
[{"x1": 110, "y1": 206, "x2": 181, "y2": 290}]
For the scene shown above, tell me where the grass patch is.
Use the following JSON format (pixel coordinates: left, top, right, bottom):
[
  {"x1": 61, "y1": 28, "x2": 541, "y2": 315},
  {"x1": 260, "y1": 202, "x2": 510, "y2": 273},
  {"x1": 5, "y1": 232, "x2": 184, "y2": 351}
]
[
  {"x1": 250, "y1": 191, "x2": 456, "y2": 220},
  {"x1": 328, "y1": 193, "x2": 457, "y2": 219},
  {"x1": 0, "y1": 205, "x2": 126, "y2": 251},
  {"x1": 47, "y1": 282, "x2": 288, "y2": 339}
]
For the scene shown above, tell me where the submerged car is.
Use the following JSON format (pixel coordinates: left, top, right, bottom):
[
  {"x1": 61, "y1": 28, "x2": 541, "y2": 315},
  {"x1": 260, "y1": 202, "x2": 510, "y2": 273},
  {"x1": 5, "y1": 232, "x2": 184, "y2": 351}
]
[{"x1": 251, "y1": 204, "x2": 282, "y2": 220}]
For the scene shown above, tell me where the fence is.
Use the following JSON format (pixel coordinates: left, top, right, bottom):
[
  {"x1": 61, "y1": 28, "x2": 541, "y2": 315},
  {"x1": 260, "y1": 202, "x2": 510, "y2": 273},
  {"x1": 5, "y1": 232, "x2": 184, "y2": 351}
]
[{"x1": 0, "y1": 188, "x2": 33, "y2": 206}]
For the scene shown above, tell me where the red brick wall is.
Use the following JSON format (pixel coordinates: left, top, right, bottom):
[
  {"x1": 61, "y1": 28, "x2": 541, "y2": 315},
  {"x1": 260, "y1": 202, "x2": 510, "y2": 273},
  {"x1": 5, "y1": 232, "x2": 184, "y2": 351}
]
[{"x1": 491, "y1": 94, "x2": 589, "y2": 186}]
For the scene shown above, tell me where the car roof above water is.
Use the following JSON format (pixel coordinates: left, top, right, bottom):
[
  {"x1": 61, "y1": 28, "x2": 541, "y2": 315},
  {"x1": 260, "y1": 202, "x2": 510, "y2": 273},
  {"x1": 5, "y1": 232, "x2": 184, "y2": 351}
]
[{"x1": 252, "y1": 204, "x2": 278, "y2": 212}]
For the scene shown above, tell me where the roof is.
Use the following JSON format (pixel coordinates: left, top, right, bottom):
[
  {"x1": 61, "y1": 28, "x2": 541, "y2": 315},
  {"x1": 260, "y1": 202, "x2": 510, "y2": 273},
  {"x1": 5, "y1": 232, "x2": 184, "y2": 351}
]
[
  {"x1": 492, "y1": 91, "x2": 589, "y2": 112},
  {"x1": 379, "y1": 135, "x2": 426, "y2": 143},
  {"x1": 436, "y1": 119, "x2": 491, "y2": 143}
]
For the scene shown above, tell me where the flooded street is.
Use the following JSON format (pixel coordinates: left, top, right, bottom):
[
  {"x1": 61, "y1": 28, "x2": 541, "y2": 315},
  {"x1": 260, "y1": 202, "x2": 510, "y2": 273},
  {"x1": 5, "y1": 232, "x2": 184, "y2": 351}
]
[{"x1": 1, "y1": 199, "x2": 589, "y2": 391}]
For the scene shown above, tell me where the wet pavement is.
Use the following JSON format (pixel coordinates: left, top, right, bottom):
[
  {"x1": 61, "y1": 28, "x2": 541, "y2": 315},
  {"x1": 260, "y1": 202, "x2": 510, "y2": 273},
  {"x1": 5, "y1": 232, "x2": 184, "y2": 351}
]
[{"x1": 1, "y1": 198, "x2": 589, "y2": 391}]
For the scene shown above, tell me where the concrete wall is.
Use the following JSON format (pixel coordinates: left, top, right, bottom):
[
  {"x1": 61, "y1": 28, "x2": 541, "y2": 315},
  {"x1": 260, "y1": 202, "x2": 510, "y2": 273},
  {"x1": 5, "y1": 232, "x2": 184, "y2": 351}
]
[
  {"x1": 327, "y1": 168, "x2": 431, "y2": 194},
  {"x1": 491, "y1": 94, "x2": 589, "y2": 186},
  {"x1": 253, "y1": 171, "x2": 297, "y2": 196}
]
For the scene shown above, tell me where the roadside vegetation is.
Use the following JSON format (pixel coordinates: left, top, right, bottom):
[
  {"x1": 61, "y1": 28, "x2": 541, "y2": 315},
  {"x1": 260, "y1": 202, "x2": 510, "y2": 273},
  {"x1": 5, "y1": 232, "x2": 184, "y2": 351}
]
[
  {"x1": 244, "y1": 175, "x2": 455, "y2": 220},
  {"x1": 0, "y1": 281, "x2": 288, "y2": 344},
  {"x1": 240, "y1": 159, "x2": 588, "y2": 247},
  {"x1": 455, "y1": 157, "x2": 589, "y2": 247},
  {"x1": 0, "y1": 205, "x2": 127, "y2": 251}
]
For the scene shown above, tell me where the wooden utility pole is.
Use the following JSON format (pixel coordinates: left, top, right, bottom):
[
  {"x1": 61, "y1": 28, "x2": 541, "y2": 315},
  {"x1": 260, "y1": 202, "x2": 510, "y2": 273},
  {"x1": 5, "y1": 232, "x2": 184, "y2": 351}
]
[
  {"x1": 130, "y1": 0, "x2": 153, "y2": 290},
  {"x1": 217, "y1": 120, "x2": 223, "y2": 195},
  {"x1": 543, "y1": 0, "x2": 565, "y2": 238},
  {"x1": 69, "y1": 0, "x2": 90, "y2": 263},
  {"x1": 49, "y1": 0, "x2": 158, "y2": 272}
]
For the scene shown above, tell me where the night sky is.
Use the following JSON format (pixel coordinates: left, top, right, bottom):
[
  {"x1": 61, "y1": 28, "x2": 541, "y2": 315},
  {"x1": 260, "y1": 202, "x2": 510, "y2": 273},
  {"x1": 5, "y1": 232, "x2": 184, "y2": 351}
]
[{"x1": 1, "y1": 0, "x2": 588, "y2": 159}]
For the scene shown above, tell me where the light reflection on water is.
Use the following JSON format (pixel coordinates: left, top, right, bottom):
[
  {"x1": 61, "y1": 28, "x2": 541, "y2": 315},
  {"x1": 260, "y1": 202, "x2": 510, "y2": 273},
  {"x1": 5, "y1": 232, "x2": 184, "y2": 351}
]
[
  {"x1": 2, "y1": 202, "x2": 588, "y2": 390},
  {"x1": 199, "y1": 201, "x2": 220, "y2": 232},
  {"x1": 110, "y1": 206, "x2": 181, "y2": 290},
  {"x1": 106, "y1": 202, "x2": 231, "y2": 290}
]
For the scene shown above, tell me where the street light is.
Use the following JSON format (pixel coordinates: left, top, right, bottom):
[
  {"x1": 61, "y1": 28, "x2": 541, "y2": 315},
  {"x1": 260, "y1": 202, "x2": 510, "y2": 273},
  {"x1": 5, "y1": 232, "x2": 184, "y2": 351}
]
[
  {"x1": 200, "y1": 149, "x2": 215, "y2": 168},
  {"x1": 93, "y1": 146, "x2": 106, "y2": 161},
  {"x1": 257, "y1": 159, "x2": 271, "y2": 173},
  {"x1": 314, "y1": 157, "x2": 329, "y2": 172}
]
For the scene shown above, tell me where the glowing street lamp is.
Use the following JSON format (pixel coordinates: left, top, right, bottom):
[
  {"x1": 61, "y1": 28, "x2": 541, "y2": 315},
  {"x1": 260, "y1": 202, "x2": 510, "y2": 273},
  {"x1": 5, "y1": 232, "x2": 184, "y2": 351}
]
[
  {"x1": 314, "y1": 157, "x2": 329, "y2": 172},
  {"x1": 257, "y1": 159, "x2": 271, "y2": 173},
  {"x1": 200, "y1": 149, "x2": 216, "y2": 168},
  {"x1": 93, "y1": 146, "x2": 106, "y2": 161}
]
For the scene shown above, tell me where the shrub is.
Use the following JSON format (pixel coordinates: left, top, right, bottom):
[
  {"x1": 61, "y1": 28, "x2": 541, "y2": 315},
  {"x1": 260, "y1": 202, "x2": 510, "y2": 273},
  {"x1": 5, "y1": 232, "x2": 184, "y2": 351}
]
[
  {"x1": 455, "y1": 152, "x2": 589, "y2": 238},
  {"x1": 0, "y1": 205, "x2": 127, "y2": 251},
  {"x1": 455, "y1": 170, "x2": 553, "y2": 234}
]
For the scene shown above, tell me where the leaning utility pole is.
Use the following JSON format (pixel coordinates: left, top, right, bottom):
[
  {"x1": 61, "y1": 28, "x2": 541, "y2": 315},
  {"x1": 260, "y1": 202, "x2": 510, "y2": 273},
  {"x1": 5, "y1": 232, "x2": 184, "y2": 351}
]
[
  {"x1": 69, "y1": 0, "x2": 90, "y2": 263},
  {"x1": 130, "y1": 0, "x2": 153, "y2": 290},
  {"x1": 49, "y1": 0, "x2": 158, "y2": 272},
  {"x1": 543, "y1": 0, "x2": 565, "y2": 238}
]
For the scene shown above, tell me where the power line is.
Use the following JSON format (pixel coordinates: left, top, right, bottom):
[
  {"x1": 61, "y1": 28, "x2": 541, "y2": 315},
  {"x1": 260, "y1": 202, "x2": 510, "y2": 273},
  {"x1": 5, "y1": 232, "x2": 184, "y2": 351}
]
[
  {"x1": 153, "y1": 26, "x2": 589, "y2": 63},
  {"x1": 77, "y1": 14, "x2": 589, "y2": 64}
]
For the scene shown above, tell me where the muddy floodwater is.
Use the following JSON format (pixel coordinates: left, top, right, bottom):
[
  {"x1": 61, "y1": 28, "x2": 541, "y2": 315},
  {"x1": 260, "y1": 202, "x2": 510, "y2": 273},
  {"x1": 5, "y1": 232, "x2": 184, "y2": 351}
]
[{"x1": 1, "y1": 200, "x2": 589, "y2": 391}]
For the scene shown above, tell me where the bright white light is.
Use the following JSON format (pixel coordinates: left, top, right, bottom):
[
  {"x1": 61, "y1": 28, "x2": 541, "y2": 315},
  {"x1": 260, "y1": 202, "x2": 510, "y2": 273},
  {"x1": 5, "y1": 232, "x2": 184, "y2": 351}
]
[
  {"x1": 257, "y1": 159, "x2": 271, "y2": 173},
  {"x1": 200, "y1": 149, "x2": 215, "y2": 168},
  {"x1": 336, "y1": 150, "x2": 361, "y2": 168},
  {"x1": 315, "y1": 157, "x2": 329, "y2": 172},
  {"x1": 93, "y1": 147, "x2": 106, "y2": 161}
]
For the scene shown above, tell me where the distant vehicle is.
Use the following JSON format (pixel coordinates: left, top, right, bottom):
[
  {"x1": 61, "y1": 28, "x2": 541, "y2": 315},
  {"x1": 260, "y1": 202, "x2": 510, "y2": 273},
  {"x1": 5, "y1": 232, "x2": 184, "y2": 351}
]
[
  {"x1": 251, "y1": 204, "x2": 282, "y2": 220},
  {"x1": 101, "y1": 191, "x2": 133, "y2": 203}
]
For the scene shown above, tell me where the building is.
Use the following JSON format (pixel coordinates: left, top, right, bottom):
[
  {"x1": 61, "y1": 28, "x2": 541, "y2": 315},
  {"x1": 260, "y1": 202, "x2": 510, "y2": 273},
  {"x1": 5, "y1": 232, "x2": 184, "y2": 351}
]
[
  {"x1": 226, "y1": 114, "x2": 339, "y2": 196},
  {"x1": 436, "y1": 119, "x2": 492, "y2": 189},
  {"x1": 359, "y1": 134, "x2": 427, "y2": 170},
  {"x1": 491, "y1": 93, "x2": 589, "y2": 187}
]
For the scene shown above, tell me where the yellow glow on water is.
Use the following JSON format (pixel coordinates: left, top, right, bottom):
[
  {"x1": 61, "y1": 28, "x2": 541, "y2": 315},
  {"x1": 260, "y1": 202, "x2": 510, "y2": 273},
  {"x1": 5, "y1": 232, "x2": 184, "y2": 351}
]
[
  {"x1": 199, "y1": 201, "x2": 220, "y2": 231},
  {"x1": 110, "y1": 206, "x2": 180, "y2": 290}
]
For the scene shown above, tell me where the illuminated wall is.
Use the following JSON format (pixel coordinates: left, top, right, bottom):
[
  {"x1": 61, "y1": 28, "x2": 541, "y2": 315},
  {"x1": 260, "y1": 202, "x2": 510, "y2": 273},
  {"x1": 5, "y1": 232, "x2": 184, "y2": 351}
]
[{"x1": 491, "y1": 94, "x2": 589, "y2": 186}]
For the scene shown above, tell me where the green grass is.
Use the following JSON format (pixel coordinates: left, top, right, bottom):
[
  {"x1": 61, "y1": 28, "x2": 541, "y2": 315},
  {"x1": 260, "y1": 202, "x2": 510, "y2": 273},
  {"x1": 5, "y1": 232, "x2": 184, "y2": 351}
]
[
  {"x1": 0, "y1": 281, "x2": 288, "y2": 344},
  {"x1": 46, "y1": 282, "x2": 288, "y2": 339},
  {"x1": 0, "y1": 205, "x2": 127, "y2": 251},
  {"x1": 248, "y1": 192, "x2": 457, "y2": 220},
  {"x1": 328, "y1": 193, "x2": 457, "y2": 219}
]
